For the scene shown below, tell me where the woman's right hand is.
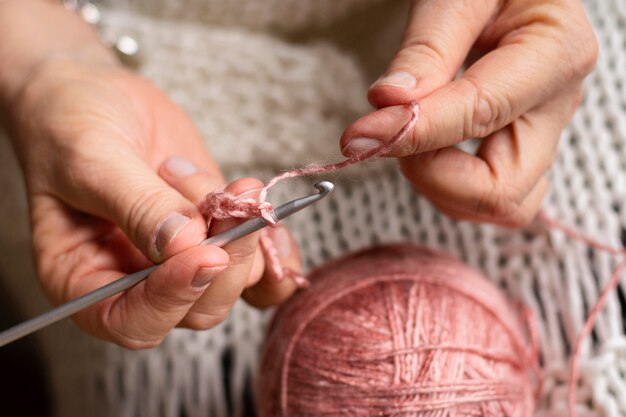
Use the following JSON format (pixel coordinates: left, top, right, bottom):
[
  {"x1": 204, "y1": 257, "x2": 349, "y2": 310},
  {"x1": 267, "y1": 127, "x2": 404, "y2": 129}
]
[{"x1": 0, "y1": 1, "x2": 301, "y2": 349}]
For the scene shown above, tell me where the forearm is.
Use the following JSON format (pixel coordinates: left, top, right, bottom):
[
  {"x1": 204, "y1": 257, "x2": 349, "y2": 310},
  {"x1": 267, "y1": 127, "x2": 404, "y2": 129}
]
[{"x1": 0, "y1": 0, "x2": 119, "y2": 118}]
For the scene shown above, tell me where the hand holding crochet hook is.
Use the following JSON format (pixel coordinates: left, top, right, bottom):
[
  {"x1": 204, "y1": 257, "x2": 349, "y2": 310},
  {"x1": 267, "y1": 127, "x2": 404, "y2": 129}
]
[
  {"x1": 0, "y1": 181, "x2": 333, "y2": 347},
  {"x1": 0, "y1": 1, "x2": 306, "y2": 346},
  {"x1": 341, "y1": 0, "x2": 598, "y2": 228},
  {"x1": 4, "y1": 173, "x2": 309, "y2": 349},
  {"x1": 0, "y1": 0, "x2": 598, "y2": 351}
]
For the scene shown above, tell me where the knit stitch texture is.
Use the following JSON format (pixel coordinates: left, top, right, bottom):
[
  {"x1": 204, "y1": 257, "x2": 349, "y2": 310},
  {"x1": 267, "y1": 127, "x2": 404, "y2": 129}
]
[{"x1": 0, "y1": 1, "x2": 625, "y2": 416}]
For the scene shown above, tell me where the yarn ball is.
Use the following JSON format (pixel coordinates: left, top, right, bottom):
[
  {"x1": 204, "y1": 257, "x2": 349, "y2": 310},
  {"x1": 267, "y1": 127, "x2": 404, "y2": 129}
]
[{"x1": 258, "y1": 244, "x2": 538, "y2": 417}]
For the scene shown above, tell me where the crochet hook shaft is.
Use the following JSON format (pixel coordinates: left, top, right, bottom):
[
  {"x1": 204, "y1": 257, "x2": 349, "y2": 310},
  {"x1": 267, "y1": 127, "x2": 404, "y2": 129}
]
[{"x1": 0, "y1": 181, "x2": 334, "y2": 348}]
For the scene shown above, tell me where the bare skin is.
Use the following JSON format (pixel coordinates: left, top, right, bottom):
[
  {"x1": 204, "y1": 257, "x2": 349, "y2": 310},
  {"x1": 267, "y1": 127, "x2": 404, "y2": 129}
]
[
  {"x1": 0, "y1": 0, "x2": 300, "y2": 349},
  {"x1": 341, "y1": 0, "x2": 598, "y2": 227},
  {"x1": 0, "y1": 0, "x2": 598, "y2": 348}
]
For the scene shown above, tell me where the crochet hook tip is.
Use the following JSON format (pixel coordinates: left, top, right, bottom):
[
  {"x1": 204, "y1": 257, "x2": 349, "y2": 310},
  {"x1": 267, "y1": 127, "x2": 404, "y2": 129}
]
[
  {"x1": 0, "y1": 179, "x2": 335, "y2": 348},
  {"x1": 272, "y1": 180, "x2": 334, "y2": 223},
  {"x1": 314, "y1": 180, "x2": 334, "y2": 197}
]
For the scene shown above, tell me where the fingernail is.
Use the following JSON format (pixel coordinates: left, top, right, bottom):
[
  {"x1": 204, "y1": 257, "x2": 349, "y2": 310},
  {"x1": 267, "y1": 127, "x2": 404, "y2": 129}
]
[
  {"x1": 271, "y1": 227, "x2": 292, "y2": 259},
  {"x1": 342, "y1": 137, "x2": 381, "y2": 156},
  {"x1": 191, "y1": 266, "x2": 225, "y2": 288},
  {"x1": 372, "y1": 71, "x2": 417, "y2": 89},
  {"x1": 155, "y1": 213, "x2": 191, "y2": 253},
  {"x1": 164, "y1": 156, "x2": 198, "y2": 177}
]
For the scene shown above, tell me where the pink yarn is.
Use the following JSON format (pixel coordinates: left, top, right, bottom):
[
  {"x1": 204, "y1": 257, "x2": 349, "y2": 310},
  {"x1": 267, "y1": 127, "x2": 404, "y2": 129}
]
[
  {"x1": 259, "y1": 229, "x2": 310, "y2": 288},
  {"x1": 259, "y1": 244, "x2": 540, "y2": 417},
  {"x1": 204, "y1": 193, "x2": 275, "y2": 224},
  {"x1": 255, "y1": 101, "x2": 419, "y2": 205},
  {"x1": 202, "y1": 101, "x2": 420, "y2": 281},
  {"x1": 203, "y1": 101, "x2": 419, "y2": 221},
  {"x1": 538, "y1": 211, "x2": 626, "y2": 417},
  {"x1": 198, "y1": 96, "x2": 626, "y2": 413}
]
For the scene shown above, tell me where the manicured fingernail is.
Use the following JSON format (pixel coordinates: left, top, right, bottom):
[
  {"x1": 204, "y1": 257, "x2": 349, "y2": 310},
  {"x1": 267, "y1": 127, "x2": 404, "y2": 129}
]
[
  {"x1": 191, "y1": 266, "x2": 225, "y2": 288},
  {"x1": 271, "y1": 227, "x2": 292, "y2": 259},
  {"x1": 372, "y1": 71, "x2": 417, "y2": 89},
  {"x1": 164, "y1": 156, "x2": 198, "y2": 177},
  {"x1": 155, "y1": 213, "x2": 191, "y2": 253},
  {"x1": 342, "y1": 137, "x2": 381, "y2": 156}
]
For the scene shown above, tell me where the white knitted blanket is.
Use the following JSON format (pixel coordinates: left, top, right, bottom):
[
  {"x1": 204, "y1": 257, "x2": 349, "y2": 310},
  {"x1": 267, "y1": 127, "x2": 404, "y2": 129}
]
[{"x1": 0, "y1": 0, "x2": 625, "y2": 416}]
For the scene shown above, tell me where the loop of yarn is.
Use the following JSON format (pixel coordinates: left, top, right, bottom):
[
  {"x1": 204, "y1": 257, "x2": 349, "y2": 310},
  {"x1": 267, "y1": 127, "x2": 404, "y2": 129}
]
[
  {"x1": 202, "y1": 101, "x2": 420, "y2": 284},
  {"x1": 198, "y1": 97, "x2": 626, "y2": 414},
  {"x1": 203, "y1": 101, "x2": 419, "y2": 223},
  {"x1": 259, "y1": 229, "x2": 310, "y2": 288},
  {"x1": 259, "y1": 244, "x2": 540, "y2": 417},
  {"x1": 203, "y1": 192, "x2": 276, "y2": 225}
]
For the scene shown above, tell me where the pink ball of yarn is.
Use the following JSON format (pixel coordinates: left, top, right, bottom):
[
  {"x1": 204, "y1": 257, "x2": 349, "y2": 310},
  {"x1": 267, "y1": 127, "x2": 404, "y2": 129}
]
[{"x1": 259, "y1": 244, "x2": 539, "y2": 417}]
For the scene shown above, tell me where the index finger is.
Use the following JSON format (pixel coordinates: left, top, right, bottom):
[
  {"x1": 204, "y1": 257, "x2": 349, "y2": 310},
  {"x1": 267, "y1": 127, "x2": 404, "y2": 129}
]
[{"x1": 341, "y1": 5, "x2": 597, "y2": 157}]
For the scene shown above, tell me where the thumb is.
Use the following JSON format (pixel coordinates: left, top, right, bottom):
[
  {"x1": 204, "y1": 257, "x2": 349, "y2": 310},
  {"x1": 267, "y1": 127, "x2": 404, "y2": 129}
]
[
  {"x1": 367, "y1": 0, "x2": 497, "y2": 108},
  {"x1": 74, "y1": 245, "x2": 230, "y2": 348},
  {"x1": 58, "y1": 152, "x2": 212, "y2": 263}
]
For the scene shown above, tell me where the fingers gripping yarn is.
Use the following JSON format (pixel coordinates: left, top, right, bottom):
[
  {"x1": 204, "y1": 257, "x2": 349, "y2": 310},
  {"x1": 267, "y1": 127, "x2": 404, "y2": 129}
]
[
  {"x1": 199, "y1": 98, "x2": 626, "y2": 416},
  {"x1": 204, "y1": 101, "x2": 419, "y2": 217},
  {"x1": 203, "y1": 192, "x2": 276, "y2": 225},
  {"x1": 203, "y1": 101, "x2": 420, "y2": 283}
]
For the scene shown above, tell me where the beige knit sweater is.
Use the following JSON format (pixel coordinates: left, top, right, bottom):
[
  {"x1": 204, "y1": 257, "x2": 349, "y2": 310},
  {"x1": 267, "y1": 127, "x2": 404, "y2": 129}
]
[{"x1": 1, "y1": 0, "x2": 625, "y2": 416}]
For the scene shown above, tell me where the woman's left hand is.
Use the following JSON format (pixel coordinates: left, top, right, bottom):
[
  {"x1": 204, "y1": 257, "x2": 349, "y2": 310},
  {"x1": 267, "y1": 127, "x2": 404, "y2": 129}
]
[{"x1": 341, "y1": 0, "x2": 598, "y2": 227}]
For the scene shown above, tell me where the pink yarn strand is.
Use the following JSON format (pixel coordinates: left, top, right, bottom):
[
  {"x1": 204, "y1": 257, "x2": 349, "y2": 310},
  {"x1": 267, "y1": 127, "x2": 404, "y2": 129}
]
[
  {"x1": 258, "y1": 101, "x2": 419, "y2": 202},
  {"x1": 202, "y1": 102, "x2": 626, "y2": 415},
  {"x1": 519, "y1": 305, "x2": 543, "y2": 399},
  {"x1": 203, "y1": 101, "x2": 420, "y2": 286},
  {"x1": 538, "y1": 211, "x2": 624, "y2": 255},
  {"x1": 259, "y1": 229, "x2": 310, "y2": 288},
  {"x1": 206, "y1": 101, "x2": 419, "y2": 220},
  {"x1": 568, "y1": 261, "x2": 626, "y2": 417},
  {"x1": 538, "y1": 210, "x2": 626, "y2": 417}
]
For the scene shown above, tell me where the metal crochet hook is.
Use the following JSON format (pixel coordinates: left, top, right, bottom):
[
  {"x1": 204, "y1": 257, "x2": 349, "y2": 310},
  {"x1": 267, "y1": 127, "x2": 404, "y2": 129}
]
[{"x1": 0, "y1": 181, "x2": 334, "y2": 348}]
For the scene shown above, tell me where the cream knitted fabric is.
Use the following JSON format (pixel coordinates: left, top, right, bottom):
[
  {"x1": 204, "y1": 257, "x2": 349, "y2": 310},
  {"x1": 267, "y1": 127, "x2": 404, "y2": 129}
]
[
  {"x1": 0, "y1": 1, "x2": 625, "y2": 416},
  {"x1": 99, "y1": 0, "x2": 384, "y2": 34}
]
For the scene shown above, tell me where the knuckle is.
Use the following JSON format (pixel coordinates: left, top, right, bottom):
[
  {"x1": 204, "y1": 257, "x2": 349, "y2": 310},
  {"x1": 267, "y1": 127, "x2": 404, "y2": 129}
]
[
  {"x1": 562, "y1": 21, "x2": 599, "y2": 79},
  {"x1": 502, "y1": 210, "x2": 536, "y2": 229},
  {"x1": 409, "y1": 115, "x2": 434, "y2": 153},
  {"x1": 562, "y1": 35, "x2": 598, "y2": 80},
  {"x1": 145, "y1": 284, "x2": 197, "y2": 313},
  {"x1": 119, "y1": 337, "x2": 164, "y2": 350},
  {"x1": 122, "y1": 187, "x2": 171, "y2": 247},
  {"x1": 61, "y1": 145, "x2": 101, "y2": 190},
  {"x1": 399, "y1": 40, "x2": 448, "y2": 74},
  {"x1": 461, "y1": 77, "x2": 509, "y2": 139},
  {"x1": 474, "y1": 180, "x2": 526, "y2": 224},
  {"x1": 102, "y1": 310, "x2": 168, "y2": 350},
  {"x1": 106, "y1": 319, "x2": 166, "y2": 350},
  {"x1": 578, "y1": 34, "x2": 599, "y2": 75},
  {"x1": 226, "y1": 242, "x2": 258, "y2": 266},
  {"x1": 183, "y1": 310, "x2": 229, "y2": 330}
]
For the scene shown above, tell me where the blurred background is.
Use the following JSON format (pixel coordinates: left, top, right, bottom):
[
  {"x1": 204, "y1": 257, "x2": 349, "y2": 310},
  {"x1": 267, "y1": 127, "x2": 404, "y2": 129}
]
[{"x1": 0, "y1": 286, "x2": 51, "y2": 416}]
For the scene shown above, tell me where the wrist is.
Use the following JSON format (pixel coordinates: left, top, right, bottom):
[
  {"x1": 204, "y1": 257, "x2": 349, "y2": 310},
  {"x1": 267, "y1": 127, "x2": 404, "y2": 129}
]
[{"x1": 0, "y1": 0, "x2": 120, "y2": 116}]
